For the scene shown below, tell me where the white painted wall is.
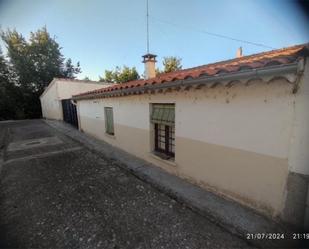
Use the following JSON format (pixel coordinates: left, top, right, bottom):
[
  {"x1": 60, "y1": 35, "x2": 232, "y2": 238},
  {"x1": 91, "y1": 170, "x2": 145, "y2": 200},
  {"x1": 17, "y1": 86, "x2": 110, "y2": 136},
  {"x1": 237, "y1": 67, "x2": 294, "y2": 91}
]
[
  {"x1": 77, "y1": 76, "x2": 307, "y2": 218},
  {"x1": 40, "y1": 79, "x2": 109, "y2": 120},
  {"x1": 40, "y1": 80, "x2": 62, "y2": 120},
  {"x1": 176, "y1": 81, "x2": 295, "y2": 159},
  {"x1": 79, "y1": 80, "x2": 295, "y2": 159},
  {"x1": 56, "y1": 79, "x2": 107, "y2": 100},
  {"x1": 288, "y1": 61, "x2": 309, "y2": 175}
]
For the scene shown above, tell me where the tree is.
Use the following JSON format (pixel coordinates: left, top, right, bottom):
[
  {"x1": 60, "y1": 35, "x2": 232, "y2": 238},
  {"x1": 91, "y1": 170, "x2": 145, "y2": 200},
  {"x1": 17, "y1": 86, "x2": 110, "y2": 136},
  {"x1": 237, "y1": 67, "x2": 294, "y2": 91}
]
[
  {"x1": 157, "y1": 56, "x2": 182, "y2": 74},
  {"x1": 0, "y1": 48, "x2": 18, "y2": 120},
  {"x1": 62, "y1": 58, "x2": 81, "y2": 79},
  {"x1": 1, "y1": 27, "x2": 81, "y2": 119},
  {"x1": 100, "y1": 66, "x2": 140, "y2": 83}
]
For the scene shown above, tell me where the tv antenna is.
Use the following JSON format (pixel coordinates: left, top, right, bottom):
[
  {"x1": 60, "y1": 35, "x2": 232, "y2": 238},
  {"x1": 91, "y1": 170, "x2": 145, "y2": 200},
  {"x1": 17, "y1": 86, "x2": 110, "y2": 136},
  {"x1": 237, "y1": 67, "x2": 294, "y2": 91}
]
[{"x1": 146, "y1": 0, "x2": 150, "y2": 53}]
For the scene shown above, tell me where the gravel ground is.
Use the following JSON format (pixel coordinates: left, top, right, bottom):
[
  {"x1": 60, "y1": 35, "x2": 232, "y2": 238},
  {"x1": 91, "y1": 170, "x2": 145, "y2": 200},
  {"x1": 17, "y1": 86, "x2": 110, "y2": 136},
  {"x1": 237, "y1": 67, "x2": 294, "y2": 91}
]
[{"x1": 0, "y1": 120, "x2": 254, "y2": 249}]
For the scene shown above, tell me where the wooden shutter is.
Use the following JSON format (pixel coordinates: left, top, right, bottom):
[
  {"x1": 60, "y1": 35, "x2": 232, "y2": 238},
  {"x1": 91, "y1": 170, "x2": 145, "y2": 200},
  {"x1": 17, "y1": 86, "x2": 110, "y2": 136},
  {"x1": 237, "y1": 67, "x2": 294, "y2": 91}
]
[{"x1": 104, "y1": 107, "x2": 114, "y2": 135}]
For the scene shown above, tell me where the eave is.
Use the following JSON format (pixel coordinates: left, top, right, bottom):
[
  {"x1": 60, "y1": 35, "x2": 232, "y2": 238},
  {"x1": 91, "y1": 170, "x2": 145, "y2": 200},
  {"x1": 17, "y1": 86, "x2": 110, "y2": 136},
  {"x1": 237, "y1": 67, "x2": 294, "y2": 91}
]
[{"x1": 73, "y1": 59, "x2": 304, "y2": 101}]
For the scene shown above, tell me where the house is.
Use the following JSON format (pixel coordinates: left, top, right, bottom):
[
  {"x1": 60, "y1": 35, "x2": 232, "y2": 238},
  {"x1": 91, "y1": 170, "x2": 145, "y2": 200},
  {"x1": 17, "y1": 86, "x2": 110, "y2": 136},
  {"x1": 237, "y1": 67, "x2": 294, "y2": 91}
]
[
  {"x1": 73, "y1": 44, "x2": 309, "y2": 228},
  {"x1": 40, "y1": 78, "x2": 110, "y2": 126}
]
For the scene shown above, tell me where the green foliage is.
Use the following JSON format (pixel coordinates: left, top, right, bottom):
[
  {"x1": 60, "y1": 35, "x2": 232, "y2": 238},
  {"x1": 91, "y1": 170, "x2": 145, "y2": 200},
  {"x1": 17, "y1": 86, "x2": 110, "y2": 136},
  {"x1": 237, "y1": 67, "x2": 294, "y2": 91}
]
[
  {"x1": 100, "y1": 66, "x2": 140, "y2": 83},
  {"x1": 0, "y1": 49, "x2": 20, "y2": 120},
  {"x1": 157, "y1": 56, "x2": 182, "y2": 74},
  {"x1": 0, "y1": 27, "x2": 81, "y2": 119}
]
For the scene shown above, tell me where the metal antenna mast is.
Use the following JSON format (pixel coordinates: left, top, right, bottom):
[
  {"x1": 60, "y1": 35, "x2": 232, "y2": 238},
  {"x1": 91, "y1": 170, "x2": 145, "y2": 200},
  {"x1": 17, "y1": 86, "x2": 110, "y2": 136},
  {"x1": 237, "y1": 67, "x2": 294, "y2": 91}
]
[{"x1": 146, "y1": 0, "x2": 149, "y2": 53}]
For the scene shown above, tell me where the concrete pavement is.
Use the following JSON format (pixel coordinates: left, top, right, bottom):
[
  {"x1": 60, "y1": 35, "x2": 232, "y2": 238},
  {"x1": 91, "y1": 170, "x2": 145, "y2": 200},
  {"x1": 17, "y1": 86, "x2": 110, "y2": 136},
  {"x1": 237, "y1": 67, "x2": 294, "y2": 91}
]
[{"x1": 0, "y1": 120, "x2": 254, "y2": 249}]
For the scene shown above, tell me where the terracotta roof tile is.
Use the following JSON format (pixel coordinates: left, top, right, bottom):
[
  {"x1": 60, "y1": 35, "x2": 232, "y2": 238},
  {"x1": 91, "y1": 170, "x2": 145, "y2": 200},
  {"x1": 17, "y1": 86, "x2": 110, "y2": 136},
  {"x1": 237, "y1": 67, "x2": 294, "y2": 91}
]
[{"x1": 75, "y1": 43, "x2": 308, "y2": 98}]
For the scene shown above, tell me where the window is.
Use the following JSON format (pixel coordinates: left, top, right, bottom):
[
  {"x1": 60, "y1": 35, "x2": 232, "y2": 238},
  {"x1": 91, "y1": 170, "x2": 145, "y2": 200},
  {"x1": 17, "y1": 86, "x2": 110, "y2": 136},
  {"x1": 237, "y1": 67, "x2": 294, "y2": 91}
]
[
  {"x1": 104, "y1": 107, "x2": 114, "y2": 135},
  {"x1": 151, "y1": 104, "x2": 175, "y2": 159}
]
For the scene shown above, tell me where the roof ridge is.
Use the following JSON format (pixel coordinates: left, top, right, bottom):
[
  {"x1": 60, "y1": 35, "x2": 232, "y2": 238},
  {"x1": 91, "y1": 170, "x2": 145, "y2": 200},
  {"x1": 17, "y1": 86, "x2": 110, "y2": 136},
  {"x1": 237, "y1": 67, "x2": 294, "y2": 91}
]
[
  {"x1": 53, "y1": 77, "x2": 113, "y2": 85},
  {"x1": 155, "y1": 43, "x2": 308, "y2": 78}
]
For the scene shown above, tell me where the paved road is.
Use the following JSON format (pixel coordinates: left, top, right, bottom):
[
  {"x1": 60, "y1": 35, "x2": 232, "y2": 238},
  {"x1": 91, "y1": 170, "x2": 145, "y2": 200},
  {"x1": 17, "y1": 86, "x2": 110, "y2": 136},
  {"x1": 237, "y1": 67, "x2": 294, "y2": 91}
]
[{"x1": 0, "y1": 120, "x2": 253, "y2": 249}]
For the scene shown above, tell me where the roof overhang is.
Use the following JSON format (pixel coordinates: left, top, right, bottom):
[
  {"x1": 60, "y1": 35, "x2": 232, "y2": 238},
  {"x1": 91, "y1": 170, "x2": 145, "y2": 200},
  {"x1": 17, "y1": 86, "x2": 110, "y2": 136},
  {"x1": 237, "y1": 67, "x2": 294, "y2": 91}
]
[{"x1": 73, "y1": 59, "x2": 304, "y2": 101}]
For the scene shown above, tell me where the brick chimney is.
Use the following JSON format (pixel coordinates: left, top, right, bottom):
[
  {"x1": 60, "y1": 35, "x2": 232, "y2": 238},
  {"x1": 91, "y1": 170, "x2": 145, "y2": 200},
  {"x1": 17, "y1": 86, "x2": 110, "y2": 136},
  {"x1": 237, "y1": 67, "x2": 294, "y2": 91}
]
[
  {"x1": 142, "y1": 53, "x2": 157, "y2": 79},
  {"x1": 236, "y1": 47, "x2": 243, "y2": 58}
]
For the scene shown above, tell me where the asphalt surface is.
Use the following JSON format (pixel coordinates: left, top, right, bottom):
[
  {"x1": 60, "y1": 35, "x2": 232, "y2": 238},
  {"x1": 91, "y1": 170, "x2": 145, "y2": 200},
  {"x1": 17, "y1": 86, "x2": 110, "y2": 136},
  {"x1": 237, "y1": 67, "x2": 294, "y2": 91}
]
[{"x1": 0, "y1": 120, "x2": 254, "y2": 249}]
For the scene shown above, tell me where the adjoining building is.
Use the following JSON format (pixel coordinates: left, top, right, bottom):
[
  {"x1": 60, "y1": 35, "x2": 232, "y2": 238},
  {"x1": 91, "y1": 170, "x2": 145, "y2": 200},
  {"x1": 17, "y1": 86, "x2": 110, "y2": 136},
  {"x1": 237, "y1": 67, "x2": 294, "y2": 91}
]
[
  {"x1": 73, "y1": 44, "x2": 309, "y2": 228},
  {"x1": 40, "y1": 78, "x2": 110, "y2": 126}
]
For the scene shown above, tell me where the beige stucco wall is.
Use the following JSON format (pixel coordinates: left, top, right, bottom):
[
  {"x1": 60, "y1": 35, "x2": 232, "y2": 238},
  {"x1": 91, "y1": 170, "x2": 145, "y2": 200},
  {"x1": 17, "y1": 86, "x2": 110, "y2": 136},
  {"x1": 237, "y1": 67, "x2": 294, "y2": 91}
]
[
  {"x1": 77, "y1": 77, "x2": 299, "y2": 218},
  {"x1": 40, "y1": 80, "x2": 62, "y2": 120},
  {"x1": 40, "y1": 79, "x2": 108, "y2": 120},
  {"x1": 56, "y1": 79, "x2": 107, "y2": 100}
]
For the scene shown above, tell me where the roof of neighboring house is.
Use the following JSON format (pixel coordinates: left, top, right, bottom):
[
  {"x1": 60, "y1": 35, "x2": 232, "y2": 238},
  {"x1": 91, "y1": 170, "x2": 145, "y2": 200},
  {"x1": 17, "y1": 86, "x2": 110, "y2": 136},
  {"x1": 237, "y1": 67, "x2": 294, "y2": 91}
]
[
  {"x1": 53, "y1": 78, "x2": 110, "y2": 85},
  {"x1": 40, "y1": 77, "x2": 112, "y2": 98},
  {"x1": 74, "y1": 43, "x2": 309, "y2": 100}
]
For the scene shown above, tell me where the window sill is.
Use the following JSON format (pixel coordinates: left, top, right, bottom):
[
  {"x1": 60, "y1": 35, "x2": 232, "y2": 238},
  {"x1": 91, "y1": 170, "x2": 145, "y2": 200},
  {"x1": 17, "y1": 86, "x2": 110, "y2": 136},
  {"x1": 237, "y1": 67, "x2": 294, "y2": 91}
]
[
  {"x1": 149, "y1": 153, "x2": 177, "y2": 167},
  {"x1": 105, "y1": 133, "x2": 116, "y2": 139}
]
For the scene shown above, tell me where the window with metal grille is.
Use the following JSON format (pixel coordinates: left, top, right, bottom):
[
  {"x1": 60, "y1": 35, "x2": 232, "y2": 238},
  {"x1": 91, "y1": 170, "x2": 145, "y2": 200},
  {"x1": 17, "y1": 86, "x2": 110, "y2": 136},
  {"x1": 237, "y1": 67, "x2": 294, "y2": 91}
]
[
  {"x1": 151, "y1": 104, "x2": 175, "y2": 159},
  {"x1": 104, "y1": 107, "x2": 114, "y2": 135}
]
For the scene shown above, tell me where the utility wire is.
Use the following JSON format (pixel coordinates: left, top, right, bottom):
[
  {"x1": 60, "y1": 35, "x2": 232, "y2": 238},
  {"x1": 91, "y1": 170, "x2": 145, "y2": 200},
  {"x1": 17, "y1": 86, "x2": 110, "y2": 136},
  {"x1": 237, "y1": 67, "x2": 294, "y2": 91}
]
[{"x1": 150, "y1": 15, "x2": 276, "y2": 50}]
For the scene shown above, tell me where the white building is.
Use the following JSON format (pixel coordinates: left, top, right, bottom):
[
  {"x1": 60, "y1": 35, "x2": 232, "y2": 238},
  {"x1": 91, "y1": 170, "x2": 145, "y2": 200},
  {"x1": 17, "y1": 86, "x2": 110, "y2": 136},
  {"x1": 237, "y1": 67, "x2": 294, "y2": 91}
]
[
  {"x1": 40, "y1": 78, "x2": 110, "y2": 121},
  {"x1": 73, "y1": 44, "x2": 309, "y2": 228}
]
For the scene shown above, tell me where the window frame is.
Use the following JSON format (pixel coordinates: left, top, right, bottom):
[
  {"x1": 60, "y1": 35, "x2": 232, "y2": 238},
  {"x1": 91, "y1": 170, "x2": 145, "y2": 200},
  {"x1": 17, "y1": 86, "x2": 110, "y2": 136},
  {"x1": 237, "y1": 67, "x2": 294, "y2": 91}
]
[{"x1": 151, "y1": 104, "x2": 175, "y2": 160}]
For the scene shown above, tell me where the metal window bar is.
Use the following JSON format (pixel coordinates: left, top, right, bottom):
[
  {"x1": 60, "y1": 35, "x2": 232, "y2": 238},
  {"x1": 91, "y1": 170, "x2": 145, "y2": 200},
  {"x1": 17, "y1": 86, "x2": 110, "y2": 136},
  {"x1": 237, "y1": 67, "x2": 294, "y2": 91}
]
[
  {"x1": 154, "y1": 124, "x2": 175, "y2": 158},
  {"x1": 152, "y1": 104, "x2": 175, "y2": 159}
]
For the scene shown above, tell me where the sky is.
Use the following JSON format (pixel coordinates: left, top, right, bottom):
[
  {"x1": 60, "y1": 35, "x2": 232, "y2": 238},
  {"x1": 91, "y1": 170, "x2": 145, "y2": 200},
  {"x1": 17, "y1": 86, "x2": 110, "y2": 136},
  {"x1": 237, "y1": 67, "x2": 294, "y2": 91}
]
[{"x1": 0, "y1": 0, "x2": 308, "y2": 80}]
